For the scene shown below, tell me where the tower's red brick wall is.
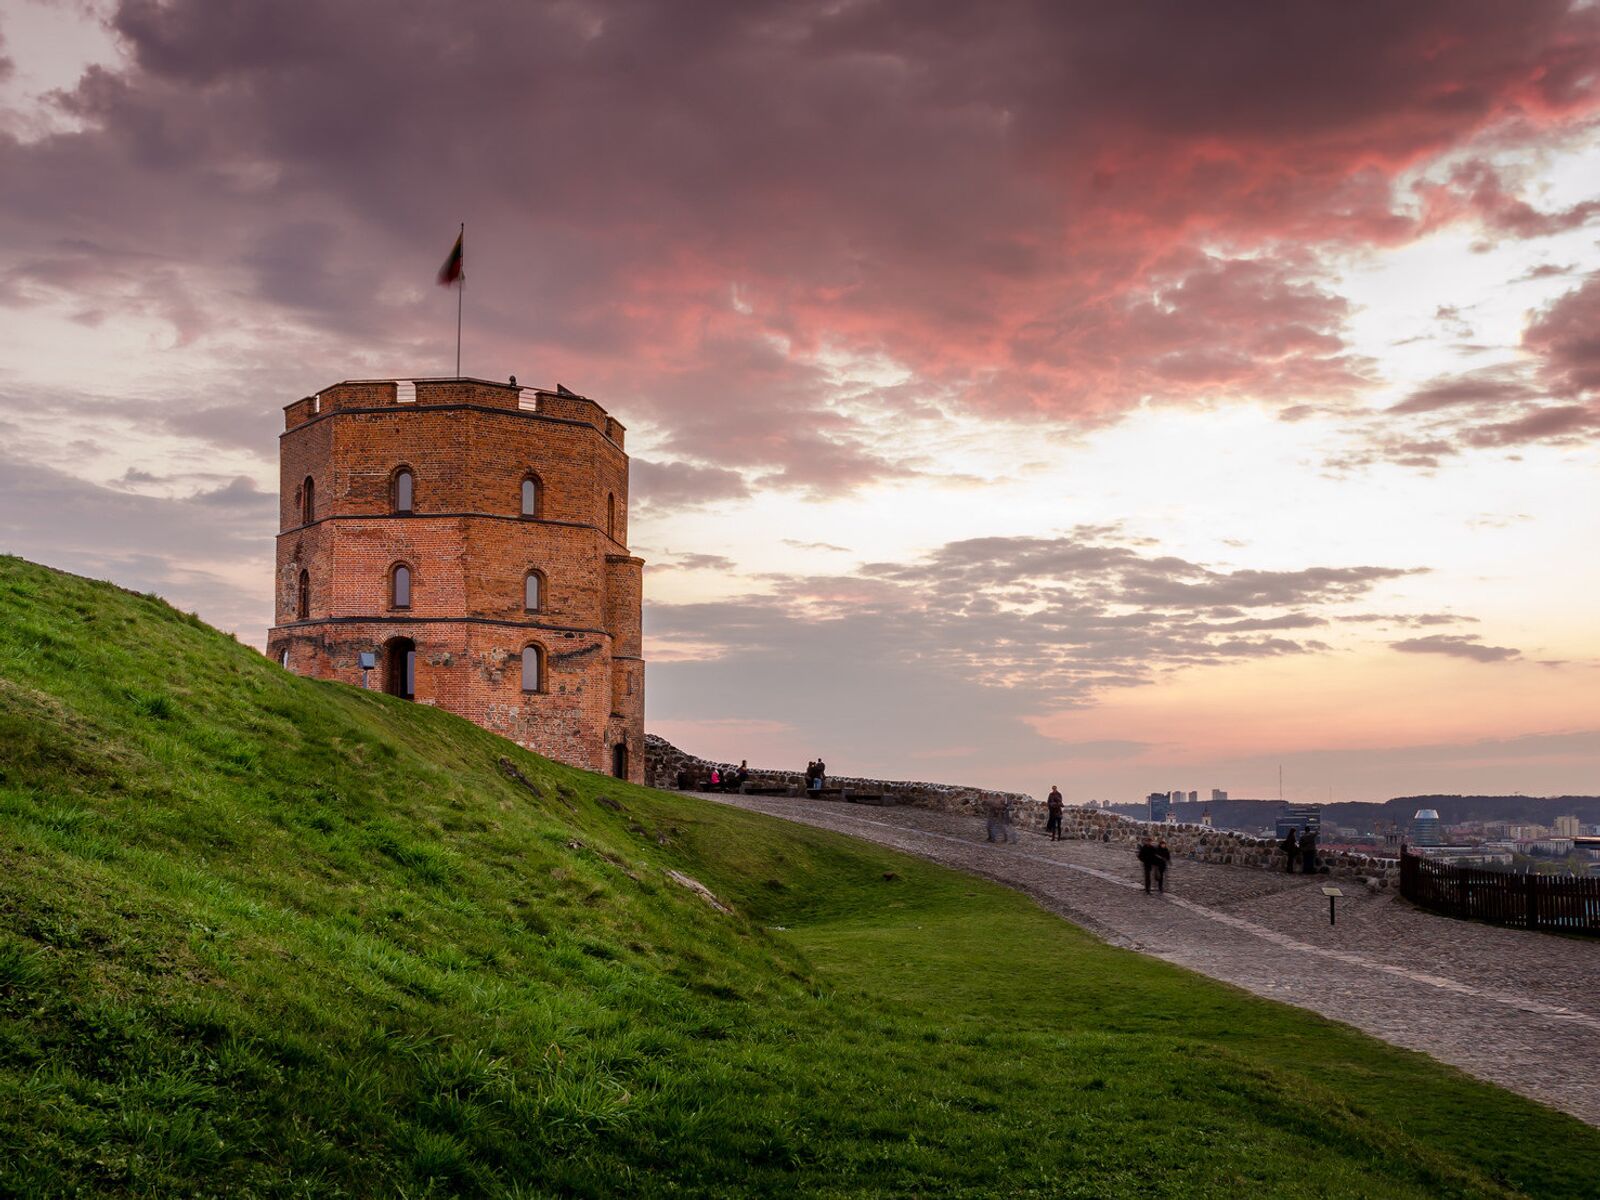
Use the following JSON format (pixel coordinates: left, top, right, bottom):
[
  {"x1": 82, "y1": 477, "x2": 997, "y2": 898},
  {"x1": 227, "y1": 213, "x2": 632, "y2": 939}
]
[{"x1": 267, "y1": 377, "x2": 646, "y2": 781}]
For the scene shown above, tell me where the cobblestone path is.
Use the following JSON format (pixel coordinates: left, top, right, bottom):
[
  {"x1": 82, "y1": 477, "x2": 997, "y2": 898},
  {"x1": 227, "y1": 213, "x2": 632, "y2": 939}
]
[{"x1": 702, "y1": 794, "x2": 1600, "y2": 1127}]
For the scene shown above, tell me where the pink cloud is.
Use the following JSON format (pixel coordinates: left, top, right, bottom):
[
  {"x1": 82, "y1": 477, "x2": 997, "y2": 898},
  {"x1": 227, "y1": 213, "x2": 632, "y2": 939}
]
[{"x1": 1, "y1": 1, "x2": 1598, "y2": 486}]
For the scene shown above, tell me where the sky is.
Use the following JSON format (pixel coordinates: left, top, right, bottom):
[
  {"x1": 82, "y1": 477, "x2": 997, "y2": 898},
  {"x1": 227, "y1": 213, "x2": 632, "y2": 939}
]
[{"x1": 1, "y1": 0, "x2": 1598, "y2": 803}]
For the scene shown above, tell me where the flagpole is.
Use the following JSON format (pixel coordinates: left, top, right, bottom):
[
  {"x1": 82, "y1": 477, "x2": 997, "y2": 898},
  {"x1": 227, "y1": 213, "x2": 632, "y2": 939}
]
[{"x1": 455, "y1": 223, "x2": 464, "y2": 378}]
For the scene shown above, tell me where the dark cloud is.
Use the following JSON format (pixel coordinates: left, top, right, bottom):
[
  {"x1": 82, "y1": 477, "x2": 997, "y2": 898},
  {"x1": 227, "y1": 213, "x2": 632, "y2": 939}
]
[
  {"x1": 655, "y1": 552, "x2": 736, "y2": 573},
  {"x1": 1425, "y1": 159, "x2": 1600, "y2": 242},
  {"x1": 1517, "y1": 262, "x2": 1576, "y2": 282},
  {"x1": 1346, "y1": 276, "x2": 1600, "y2": 468},
  {"x1": 1, "y1": 0, "x2": 1596, "y2": 491},
  {"x1": 1391, "y1": 634, "x2": 1520, "y2": 663},
  {"x1": 1525, "y1": 272, "x2": 1600, "y2": 397},
  {"x1": 648, "y1": 529, "x2": 1425, "y2": 767},
  {"x1": 1389, "y1": 366, "x2": 1533, "y2": 415},
  {"x1": 188, "y1": 475, "x2": 275, "y2": 508},
  {"x1": 1342, "y1": 612, "x2": 1478, "y2": 627},
  {"x1": 631, "y1": 458, "x2": 750, "y2": 512}
]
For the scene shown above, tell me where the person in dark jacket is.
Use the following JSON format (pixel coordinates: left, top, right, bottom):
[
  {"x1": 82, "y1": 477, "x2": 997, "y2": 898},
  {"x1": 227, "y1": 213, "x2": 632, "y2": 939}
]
[
  {"x1": 1137, "y1": 838, "x2": 1161, "y2": 893},
  {"x1": 1300, "y1": 830, "x2": 1318, "y2": 874},
  {"x1": 1045, "y1": 786, "x2": 1064, "y2": 841},
  {"x1": 1154, "y1": 838, "x2": 1172, "y2": 893},
  {"x1": 1281, "y1": 828, "x2": 1300, "y2": 873}
]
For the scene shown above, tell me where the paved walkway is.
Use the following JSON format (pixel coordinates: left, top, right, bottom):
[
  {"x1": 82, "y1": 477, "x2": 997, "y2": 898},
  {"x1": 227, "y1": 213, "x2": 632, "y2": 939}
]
[{"x1": 701, "y1": 794, "x2": 1600, "y2": 1127}]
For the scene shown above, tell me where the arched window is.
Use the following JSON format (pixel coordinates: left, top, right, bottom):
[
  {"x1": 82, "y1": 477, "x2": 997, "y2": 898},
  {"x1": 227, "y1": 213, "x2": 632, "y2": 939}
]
[
  {"x1": 280, "y1": 647, "x2": 290, "y2": 670},
  {"x1": 391, "y1": 563, "x2": 412, "y2": 609},
  {"x1": 520, "y1": 474, "x2": 541, "y2": 518},
  {"x1": 392, "y1": 467, "x2": 414, "y2": 514},
  {"x1": 606, "y1": 492, "x2": 616, "y2": 539},
  {"x1": 296, "y1": 569, "x2": 310, "y2": 620},
  {"x1": 521, "y1": 644, "x2": 543, "y2": 693},
  {"x1": 301, "y1": 477, "x2": 315, "y2": 524},
  {"x1": 523, "y1": 569, "x2": 544, "y2": 612}
]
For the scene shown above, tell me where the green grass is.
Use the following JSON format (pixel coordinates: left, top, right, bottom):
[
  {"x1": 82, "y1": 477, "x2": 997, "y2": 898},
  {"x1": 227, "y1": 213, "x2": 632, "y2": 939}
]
[{"x1": 0, "y1": 553, "x2": 1596, "y2": 1198}]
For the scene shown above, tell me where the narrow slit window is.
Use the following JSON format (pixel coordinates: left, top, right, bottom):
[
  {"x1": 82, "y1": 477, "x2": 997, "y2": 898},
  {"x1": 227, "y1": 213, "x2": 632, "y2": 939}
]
[
  {"x1": 301, "y1": 477, "x2": 315, "y2": 524},
  {"x1": 391, "y1": 564, "x2": 411, "y2": 609},
  {"x1": 296, "y1": 569, "x2": 310, "y2": 619},
  {"x1": 521, "y1": 645, "x2": 542, "y2": 693},
  {"x1": 393, "y1": 469, "x2": 414, "y2": 513},
  {"x1": 524, "y1": 570, "x2": 542, "y2": 611},
  {"x1": 521, "y1": 476, "x2": 540, "y2": 518}
]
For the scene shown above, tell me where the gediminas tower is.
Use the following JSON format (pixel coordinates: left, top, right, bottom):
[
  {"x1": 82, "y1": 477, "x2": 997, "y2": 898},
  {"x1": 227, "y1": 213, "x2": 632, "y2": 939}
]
[{"x1": 267, "y1": 377, "x2": 644, "y2": 782}]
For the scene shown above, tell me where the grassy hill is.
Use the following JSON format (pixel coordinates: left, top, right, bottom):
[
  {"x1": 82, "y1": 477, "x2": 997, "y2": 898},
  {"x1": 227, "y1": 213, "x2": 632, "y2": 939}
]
[{"x1": 1, "y1": 554, "x2": 1597, "y2": 1198}]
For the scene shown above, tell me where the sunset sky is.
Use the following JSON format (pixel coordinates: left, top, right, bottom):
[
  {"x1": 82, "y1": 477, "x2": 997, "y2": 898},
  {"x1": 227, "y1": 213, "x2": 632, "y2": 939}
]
[{"x1": 2, "y1": 0, "x2": 1598, "y2": 802}]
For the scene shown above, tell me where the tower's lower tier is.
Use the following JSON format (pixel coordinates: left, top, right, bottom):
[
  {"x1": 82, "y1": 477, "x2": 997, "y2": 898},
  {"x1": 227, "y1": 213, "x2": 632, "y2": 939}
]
[{"x1": 267, "y1": 618, "x2": 645, "y2": 783}]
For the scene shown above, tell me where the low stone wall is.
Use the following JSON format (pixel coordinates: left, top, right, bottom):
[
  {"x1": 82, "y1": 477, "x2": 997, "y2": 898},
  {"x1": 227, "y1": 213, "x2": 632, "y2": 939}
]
[
  {"x1": 1058, "y1": 807, "x2": 1400, "y2": 886},
  {"x1": 644, "y1": 734, "x2": 1040, "y2": 819},
  {"x1": 643, "y1": 735, "x2": 1396, "y2": 886}
]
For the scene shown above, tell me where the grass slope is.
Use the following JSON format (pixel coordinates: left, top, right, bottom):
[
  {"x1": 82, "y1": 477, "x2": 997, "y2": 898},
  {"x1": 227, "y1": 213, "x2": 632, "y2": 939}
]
[{"x1": 0, "y1": 553, "x2": 1596, "y2": 1198}]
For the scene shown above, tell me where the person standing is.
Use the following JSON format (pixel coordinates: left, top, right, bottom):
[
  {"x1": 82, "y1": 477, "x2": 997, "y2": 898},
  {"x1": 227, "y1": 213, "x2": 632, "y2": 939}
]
[
  {"x1": 1300, "y1": 829, "x2": 1318, "y2": 874},
  {"x1": 816, "y1": 758, "x2": 828, "y2": 789},
  {"x1": 1154, "y1": 838, "x2": 1172, "y2": 893},
  {"x1": 1281, "y1": 828, "x2": 1300, "y2": 873},
  {"x1": 1046, "y1": 786, "x2": 1064, "y2": 841},
  {"x1": 1137, "y1": 837, "x2": 1161, "y2": 893}
]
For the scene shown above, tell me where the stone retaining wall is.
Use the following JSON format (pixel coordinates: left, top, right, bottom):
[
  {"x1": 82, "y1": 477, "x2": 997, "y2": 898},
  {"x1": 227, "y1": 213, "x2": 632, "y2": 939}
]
[
  {"x1": 1057, "y1": 806, "x2": 1400, "y2": 886},
  {"x1": 644, "y1": 734, "x2": 1039, "y2": 818}
]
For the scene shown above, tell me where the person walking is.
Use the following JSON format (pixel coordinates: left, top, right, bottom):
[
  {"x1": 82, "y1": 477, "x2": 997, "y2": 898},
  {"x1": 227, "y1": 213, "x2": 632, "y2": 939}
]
[
  {"x1": 1137, "y1": 837, "x2": 1161, "y2": 893},
  {"x1": 1154, "y1": 838, "x2": 1172, "y2": 893},
  {"x1": 984, "y1": 793, "x2": 1006, "y2": 843},
  {"x1": 1046, "y1": 786, "x2": 1064, "y2": 841},
  {"x1": 1281, "y1": 827, "x2": 1300, "y2": 873}
]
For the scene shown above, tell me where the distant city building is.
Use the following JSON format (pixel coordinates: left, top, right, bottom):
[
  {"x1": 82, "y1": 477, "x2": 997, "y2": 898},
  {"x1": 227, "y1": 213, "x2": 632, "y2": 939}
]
[
  {"x1": 1523, "y1": 838, "x2": 1576, "y2": 856},
  {"x1": 1187, "y1": 790, "x2": 1198, "y2": 804},
  {"x1": 1554, "y1": 815, "x2": 1581, "y2": 837},
  {"x1": 1427, "y1": 846, "x2": 1515, "y2": 867},
  {"x1": 1148, "y1": 792, "x2": 1171, "y2": 822},
  {"x1": 1412, "y1": 808, "x2": 1444, "y2": 847},
  {"x1": 1274, "y1": 804, "x2": 1322, "y2": 839},
  {"x1": 1211, "y1": 789, "x2": 1228, "y2": 802}
]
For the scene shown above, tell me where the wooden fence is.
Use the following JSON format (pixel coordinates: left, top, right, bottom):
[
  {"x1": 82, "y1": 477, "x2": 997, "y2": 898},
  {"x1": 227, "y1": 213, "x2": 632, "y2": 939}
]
[{"x1": 1400, "y1": 851, "x2": 1600, "y2": 934}]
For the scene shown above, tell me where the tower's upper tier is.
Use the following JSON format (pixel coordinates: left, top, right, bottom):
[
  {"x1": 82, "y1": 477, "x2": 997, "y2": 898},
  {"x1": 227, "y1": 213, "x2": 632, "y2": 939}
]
[{"x1": 284, "y1": 378, "x2": 625, "y2": 448}]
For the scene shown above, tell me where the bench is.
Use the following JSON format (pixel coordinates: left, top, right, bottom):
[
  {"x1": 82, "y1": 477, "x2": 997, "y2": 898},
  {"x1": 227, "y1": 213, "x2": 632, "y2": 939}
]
[
  {"x1": 801, "y1": 786, "x2": 848, "y2": 801},
  {"x1": 739, "y1": 783, "x2": 795, "y2": 797},
  {"x1": 845, "y1": 792, "x2": 900, "y2": 807}
]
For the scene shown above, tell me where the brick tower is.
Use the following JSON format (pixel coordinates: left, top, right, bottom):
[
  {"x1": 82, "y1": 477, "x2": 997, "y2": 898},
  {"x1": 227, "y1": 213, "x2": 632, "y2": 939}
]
[{"x1": 267, "y1": 378, "x2": 644, "y2": 781}]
